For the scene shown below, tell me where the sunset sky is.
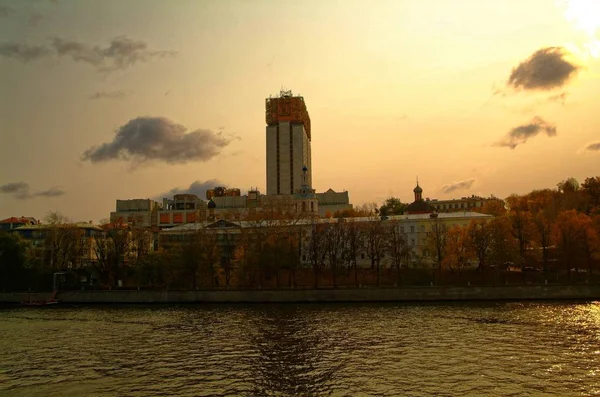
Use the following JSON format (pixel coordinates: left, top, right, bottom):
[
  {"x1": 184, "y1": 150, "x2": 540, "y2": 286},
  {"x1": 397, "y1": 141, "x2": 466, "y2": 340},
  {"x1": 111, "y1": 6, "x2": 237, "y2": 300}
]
[{"x1": 1, "y1": 0, "x2": 599, "y2": 222}]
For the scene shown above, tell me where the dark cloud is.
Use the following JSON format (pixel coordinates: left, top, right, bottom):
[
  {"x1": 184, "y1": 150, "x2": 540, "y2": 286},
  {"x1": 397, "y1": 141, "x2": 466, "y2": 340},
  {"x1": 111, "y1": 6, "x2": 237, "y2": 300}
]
[
  {"x1": 441, "y1": 178, "x2": 475, "y2": 194},
  {"x1": 0, "y1": 5, "x2": 14, "y2": 17},
  {"x1": 51, "y1": 36, "x2": 175, "y2": 72},
  {"x1": 495, "y1": 116, "x2": 557, "y2": 149},
  {"x1": 583, "y1": 142, "x2": 600, "y2": 152},
  {"x1": 81, "y1": 117, "x2": 231, "y2": 165},
  {"x1": 156, "y1": 179, "x2": 224, "y2": 200},
  {"x1": 36, "y1": 186, "x2": 66, "y2": 197},
  {"x1": 0, "y1": 182, "x2": 66, "y2": 199},
  {"x1": 508, "y1": 47, "x2": 579, "y2": 91},
  {"x1": 548, "y1": 91, "x2": 568, "y2": 105},
  {"x1": 0, "y1": 36, "x2": 175, "y2": 72},
  {"x1": 89, "y1": 90, "x2": 126, "y2": 100},
  {"x1": 0, "y1": 43, "x2": 52, "y2": 61}
]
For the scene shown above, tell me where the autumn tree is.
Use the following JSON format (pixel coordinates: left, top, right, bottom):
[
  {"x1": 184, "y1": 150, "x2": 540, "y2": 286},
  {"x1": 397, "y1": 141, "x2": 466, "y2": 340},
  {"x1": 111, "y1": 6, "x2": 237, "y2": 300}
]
[
  {"x1": 0, "y1": 232, "x2": 29, "y2": 291},
  {"x1": 467, "y1": 219, "x2": 493, "y2": 272},
  {"x1": 487, "y1": 216, "x2": 519, "y2": 271},
  {"x1": 553, "y1": 210, "x2": 585, "y2": 277},
  {"x1": 506, "y1": 195, "x2": 536, "y2": 268},
  {"x1": 581, "y1": 177, "x2": 600, "y2": 215},
  {"x1": 526, "y1": 189, "x2": 558, "y2": 272},
  {"x1": 443, "y1": 226, "x2": 473, "y2": 274}
]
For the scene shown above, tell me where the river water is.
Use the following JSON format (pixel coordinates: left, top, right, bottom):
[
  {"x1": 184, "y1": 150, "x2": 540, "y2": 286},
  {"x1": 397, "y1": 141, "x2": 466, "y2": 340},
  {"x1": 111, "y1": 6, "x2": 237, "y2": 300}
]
[{"x1": 1, "y1": 301, "x2": 600, "y2": 396}]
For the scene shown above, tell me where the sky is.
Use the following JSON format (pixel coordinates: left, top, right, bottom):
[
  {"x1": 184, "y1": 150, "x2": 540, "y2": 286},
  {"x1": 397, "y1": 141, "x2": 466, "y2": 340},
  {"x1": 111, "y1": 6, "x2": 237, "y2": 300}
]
[{"x1": 0, "y1": 0, "x2": 599, "y2": 223}]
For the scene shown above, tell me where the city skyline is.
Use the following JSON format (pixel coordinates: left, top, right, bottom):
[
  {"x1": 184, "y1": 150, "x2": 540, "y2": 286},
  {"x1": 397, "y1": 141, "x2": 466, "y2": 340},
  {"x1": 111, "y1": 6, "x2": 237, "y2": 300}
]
[{"x1": 1, "y1": 0, "x2": 599, "y2": 222}]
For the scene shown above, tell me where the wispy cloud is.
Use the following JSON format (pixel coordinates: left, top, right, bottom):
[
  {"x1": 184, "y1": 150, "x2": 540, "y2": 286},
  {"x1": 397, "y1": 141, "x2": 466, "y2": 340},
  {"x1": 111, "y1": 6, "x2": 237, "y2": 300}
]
[
  {"x1": 0, "y1": 36, "x2": 175, "y2": 72},
  {"x1": 581, "y1": 141, "x2": 600, "y2": 152},
  {"x1": 155, "y1": 179, "x2": 224, "y2": 200},
  {"x1": 495, "y1": 117, "x2": 557, "y2": 149},
  {"x1": 0, "y1": 182, "x2": 66, "y2": 200},
  {"x1": 0, "y1": 5, "x2": 14, "y2": 17},
  {"x1": 507, "y1": 47, "x2": 580, "y2": 91},
  {"x1": 441, "y1": 178, "x2": 475, "y2": 194},
  {"x1": 81, "y1": 116, "x2": 231, "y2": 165},
  {"x1": 0, "y1": 43, "x2": 52, "y2": 61},
  {"x1": 28, "y1": 12, "x2": 43, "y2": 27},
  {"x1": 89, "y1": 90, "x2": 127, "y2": 100}
]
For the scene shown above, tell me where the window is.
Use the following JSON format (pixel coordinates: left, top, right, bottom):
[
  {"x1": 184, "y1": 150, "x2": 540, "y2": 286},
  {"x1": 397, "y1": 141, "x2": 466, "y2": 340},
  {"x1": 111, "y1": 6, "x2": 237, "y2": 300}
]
[
  {"x1": 400, "y1": 226, "x2": 404, "y2": 233},
  {"x1": 420, "y1": 225, "x2": 425, "y2": 233},
  {"x1": 361, "y1": 253, "x2": 365, "y2": 259},
  {"x1": 410, "y1": 226, "x2": 414, "y2": 233},
  {"x1": 302, "y1": 255, "x2": 306, "y2": 261},
  {"x1": 411, "y1": 239, "x2": 415, "y2": 246}
]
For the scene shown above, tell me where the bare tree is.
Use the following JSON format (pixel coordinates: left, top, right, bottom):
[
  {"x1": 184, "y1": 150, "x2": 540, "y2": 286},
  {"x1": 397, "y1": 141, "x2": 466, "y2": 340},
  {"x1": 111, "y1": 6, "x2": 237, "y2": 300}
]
[
  {"x1": 386, "y1": 220, "x2": 410, "y2": 286},
  {"x1": 426, "y1": 215, "x2": 448, "y2": 280},
  {"x1": 324, "y1": 220, "x2": 345, "y2": 288},
  {"x1": 307, "y1": 220, "x2": 326, "y2": 288},
  {"x1": 361, "y1": 219, "x2": 387, "y2": 286},
  {"x1": 341, "y1": 219, "x2": 363, "y2": 287}
]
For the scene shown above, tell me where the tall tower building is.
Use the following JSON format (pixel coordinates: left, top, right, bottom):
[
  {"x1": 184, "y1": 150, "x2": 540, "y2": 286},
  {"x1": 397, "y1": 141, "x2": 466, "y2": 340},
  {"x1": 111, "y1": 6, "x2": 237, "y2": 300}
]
[{"x1": 265, "y1": 89, "x2": 312, "y2": 195}]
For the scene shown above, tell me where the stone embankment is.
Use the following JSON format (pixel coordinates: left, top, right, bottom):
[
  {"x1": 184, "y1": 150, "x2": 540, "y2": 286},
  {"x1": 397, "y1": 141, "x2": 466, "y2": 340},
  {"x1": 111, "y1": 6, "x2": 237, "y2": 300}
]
[{"x1": 2, "y1": 285, "x2": 600, "y2": 304}]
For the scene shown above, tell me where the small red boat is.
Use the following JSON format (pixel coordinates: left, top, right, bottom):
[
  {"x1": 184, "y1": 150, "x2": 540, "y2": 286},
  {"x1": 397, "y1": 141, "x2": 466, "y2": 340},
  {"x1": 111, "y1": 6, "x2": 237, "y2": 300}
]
[{"x1": 21, "y1": 292, "x2": 59, "y2": 306}]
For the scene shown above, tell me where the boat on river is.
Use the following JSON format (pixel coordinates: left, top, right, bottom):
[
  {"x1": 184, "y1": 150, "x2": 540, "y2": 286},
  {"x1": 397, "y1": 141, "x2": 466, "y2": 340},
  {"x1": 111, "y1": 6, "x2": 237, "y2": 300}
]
[{"x1": 21, "y1": 291, "x2": 58, "y2": 306}]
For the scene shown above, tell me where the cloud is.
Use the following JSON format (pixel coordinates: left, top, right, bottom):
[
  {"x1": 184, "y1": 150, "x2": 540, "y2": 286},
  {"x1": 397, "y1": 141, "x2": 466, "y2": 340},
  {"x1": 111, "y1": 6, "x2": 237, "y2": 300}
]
[
  {"x1": 36, "y1": 186, "x2": 66, "y2": 197},
  {"x1": 0, "y1": 6, "x2": 14, "y2": 17},
  {"x1": 81, "y1": 116, "x2": 231, "y2": 165},
  {"x1": 28, "y1": 13, "x2": 43, "y2": 27},
  {"x1": 155, "y1": 179, "x2": 224, "y2": 200},
  {"x1": 0, "y1": 36, "x2": 175, "y2": 72},
  {"x1": 441, "y1": 178, "x2": 475, "y2": 194},
  {"x1": 582, "y1": 141, "x2": 600, "y2": 152},
  {"x1": 495, "y1": 117, "x2": 557, "y2": 149},
  {"x1": 507, "y1": 47, "x2": 580, "y2": 91},
  {"x1": 89, "y1": 90, "x2": 127, "y2": 100},
  {"x1": 0, "y1": 182, "x2": 66, "y2": 199},
  {"x1": 51, "y1": 36, "x2": 175, "y2": 72},
  {"x1": 0, "y1": 43, "x2": 52, "y2": 61}
]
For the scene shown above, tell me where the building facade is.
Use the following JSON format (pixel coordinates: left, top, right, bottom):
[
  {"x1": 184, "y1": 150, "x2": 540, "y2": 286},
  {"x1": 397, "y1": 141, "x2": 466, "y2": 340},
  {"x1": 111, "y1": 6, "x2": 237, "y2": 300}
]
[
  {"x1": 266, "y1": 89, "x2": 312, "y2": 195},
  {"x1": 427, "y1": 195, "x2": 503, "y2": 213}
]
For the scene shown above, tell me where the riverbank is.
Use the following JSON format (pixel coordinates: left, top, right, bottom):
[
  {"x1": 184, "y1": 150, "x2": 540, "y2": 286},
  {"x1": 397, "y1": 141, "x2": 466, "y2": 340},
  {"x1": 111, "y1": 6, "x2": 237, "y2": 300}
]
[{"x1": 2, "y1": 285, "x2": 600, "y2": 304}]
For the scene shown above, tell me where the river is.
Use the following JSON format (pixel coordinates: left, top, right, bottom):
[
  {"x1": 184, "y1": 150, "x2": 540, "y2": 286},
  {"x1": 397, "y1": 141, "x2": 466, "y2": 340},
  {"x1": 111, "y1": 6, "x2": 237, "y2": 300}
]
[{"x1": 1, "y1": 301, "x2": 599, "y2": 396}]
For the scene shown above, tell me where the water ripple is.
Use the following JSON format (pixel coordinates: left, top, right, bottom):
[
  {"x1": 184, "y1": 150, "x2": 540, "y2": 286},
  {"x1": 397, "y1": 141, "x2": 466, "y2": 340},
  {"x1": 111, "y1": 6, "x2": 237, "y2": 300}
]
[{"x1": 2, "y1": 302, "x2": 600, "y2": 396}]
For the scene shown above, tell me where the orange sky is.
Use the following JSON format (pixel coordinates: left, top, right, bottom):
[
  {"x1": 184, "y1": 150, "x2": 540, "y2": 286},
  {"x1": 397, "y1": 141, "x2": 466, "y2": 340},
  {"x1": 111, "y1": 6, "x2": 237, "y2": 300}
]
[{"x1": 0, "y1": 0, "x2": 599, "y2": 222}]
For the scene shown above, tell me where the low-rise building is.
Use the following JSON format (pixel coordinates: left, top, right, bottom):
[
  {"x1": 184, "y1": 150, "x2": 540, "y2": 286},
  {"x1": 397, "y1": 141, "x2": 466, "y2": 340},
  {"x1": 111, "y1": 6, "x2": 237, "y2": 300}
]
[
  {"x1": 316, "y1": 189, "x2": 352, "y2": 217},
  {"x1": 427, "y1": 195, "x2": 503, "y2": 213},
  {"x1": 0, "y1": 216, "x2": 38, "y2": 231}
]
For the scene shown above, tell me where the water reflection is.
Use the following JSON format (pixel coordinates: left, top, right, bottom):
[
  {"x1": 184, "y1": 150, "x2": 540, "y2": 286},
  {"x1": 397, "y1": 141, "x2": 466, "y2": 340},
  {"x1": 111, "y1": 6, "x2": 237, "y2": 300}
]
[
  {"x1": 243, "y1": 305, "x2": 345, "y2": 396},
  {"x1": 2, "y1": 302, "x2": 600, "y2": 396}
]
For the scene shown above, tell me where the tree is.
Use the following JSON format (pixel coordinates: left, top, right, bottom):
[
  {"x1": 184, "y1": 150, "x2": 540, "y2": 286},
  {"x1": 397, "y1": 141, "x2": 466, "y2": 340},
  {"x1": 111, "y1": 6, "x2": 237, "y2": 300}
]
[
  {"x1": 506, "y1": 195, "x2": 535, "y2": 268},
  {"x1": 443, "y1": 226, "x2": 473, "y2": 274},
  {"x1": 581, "y1": 177, "x2": 600, "y2": 215},
  {"x1": 526, "y1": 189, "x2": 558, "y2": 272},
  {"x1": 487, "y1": 216, "x2": 519, "y2": 272},
  {"x1": 386, "y1": 220, "x2": 410, "y2": 285},
  {"x1": 476, "y1": 199, "x2": 507, "y2": 217},
  {"x1": 306, "y1": 220, "x2": 326, "y2": 288},
  {"x1": 341, "y1": 219, "x2": 363, "y2": 287},
  {"x1": 361, "y1": 219, "x2": 387, "y2": 286},
  {"x1": 426, "y1": 215, "x2": 448, "y2": 280},
  {"x1": 379, "y1": 197, "x2": 408, "y2": 217},
  {"x1": 0, "y1": 232, "x2": 28, "y2": 291},
  {"x1": 554, "y1": 210, "x2": 585, "y2": 278},
  {"x1": 323, "y1": 221, "x2": 345, "y2": 288},
  {"x1": 467, "y1": 219, "x2": 492, "y2": 272}
]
